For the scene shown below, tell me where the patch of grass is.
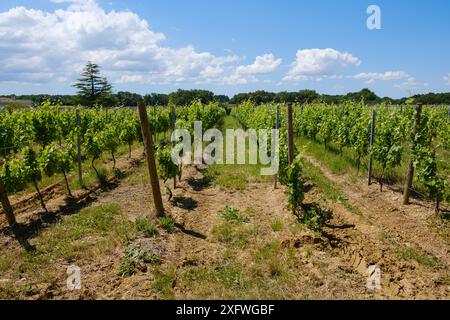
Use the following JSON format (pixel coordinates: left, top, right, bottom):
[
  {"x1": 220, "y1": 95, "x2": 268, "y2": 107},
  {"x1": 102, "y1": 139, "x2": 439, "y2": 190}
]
[
  {"x1": 152, "y1": 267, "x2": 176, "y2": 299},
  {"x1": 124, "y1": 161, "x2": 147, "y2": 186},
  {"x1": 223, "y1": 248, "x2": 234, "y2": 261},
  {"x1": 0, "y1": 255, "x2": 14, "y2": 274},
  {"x1": 400, "y1": 246, "x2": 439, "y2": 268},
  {"x1": 95, "y1": 167, "x2": 109, "y2": 184},
  {"x1": 206, "y1": 164, "x2": 269, "y2": 191},
  {"x1": 302, "y1": 159, "x2": 362, "y2": 216},
  {"x1": 25, "y1": 204, "x2": 133, "y2": 266},
  {"x1": 252, "y1": 241, "x2": 282, "y2": 262},
  {"x1": 252, "y1": 241, "x2": 295, "y2": 278},
  {"x1": 0, "y1": 203, "x2": 136, "y2": 298},
  {"x1": 270, "y1": 219, "x2": 284, "y2": 232},
  {"x1": 180, "y1": 262, "x2": 253, "y2": 299},
  {"x1": 205, "y1": 115, "x2": 271, "y2": 191},
  {"x1": 211, "y1": 221, "x2": 259, "y2": 248},
  {"x1": 219, "y1": 206, "x2": 249, "y2": 224},
  {"x1": 299, "y1": 137, "x2": 357, "y2": 175},
  {"x1": 159, "y1": 216, "x2": 176, "y2": 231},
  {"x1": 33, "y1": 203, "x2": 131, "y2": 260},
  {"x1": 298, "y1": 136, "x2": 450, "y2": 205},
  {"x1": 0, "y1": 282, "x2": 20, "y2": 299},
  {"x1": 178, "y1": 239, "x2": 301, "y2": 299},
  {"x1": 118, "y1": 258, "x2": 136, "y2": 277},
  {"x1": 303, "y1": 246, "x2": 314, "y2": 258},
  {"x1": 134, "y1": 217, "x2": 158, "y2": 238},
  {"x1": 378, "y1": 230, "x2": 441, "y2": 269},
  {"x1": 183, "y1": 262, "x2": 250, "y2": 293}
]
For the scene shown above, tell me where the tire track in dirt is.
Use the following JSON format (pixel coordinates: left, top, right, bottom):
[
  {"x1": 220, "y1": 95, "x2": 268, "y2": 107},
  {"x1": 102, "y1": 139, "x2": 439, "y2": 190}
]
[
  {"x1": 305, "y1": 155, "x2": 450, "y2": 268},
  {"x1": 10, "y1": 157, "x2": 447, "y2": 299},
  {"x1": 303, "y1": 156, "x2": 450, "y2": 299}
]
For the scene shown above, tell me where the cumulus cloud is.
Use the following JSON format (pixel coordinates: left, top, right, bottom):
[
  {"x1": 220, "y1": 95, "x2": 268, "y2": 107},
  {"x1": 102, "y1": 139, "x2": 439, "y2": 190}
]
[
  {"x1": 444, "y1": 73, "x2": 450, "y2": 85},
  {"x1": 0, "y1": 0, "x2": 243, "y2": 85},
  {"x1": 353, "y1": 71, "x2": 409, "y2": 81},
  {"x1": 117, "y1": 74, "x2": 145, "y2": 84},
  {"x1": 236, "y1": 54, "x2": 281, "y2": 75},
  {"x1": 283, "y1": 48, "x2": 361, "y2": 81},
  {"x1": 200, "y1": 66, "x2": 224, "y2": 78},
  {"x1": 394, "y1": 77, "x2": 428, "y2": 91},
  {"x1": 352, "y1": 71, "x2": 409, "y2": 84}
]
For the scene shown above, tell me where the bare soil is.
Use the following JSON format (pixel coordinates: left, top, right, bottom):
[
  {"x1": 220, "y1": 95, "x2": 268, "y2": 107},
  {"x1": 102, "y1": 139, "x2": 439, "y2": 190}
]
[{"x1": 0, "y1": 151, "x2": 449, "y2": 300}]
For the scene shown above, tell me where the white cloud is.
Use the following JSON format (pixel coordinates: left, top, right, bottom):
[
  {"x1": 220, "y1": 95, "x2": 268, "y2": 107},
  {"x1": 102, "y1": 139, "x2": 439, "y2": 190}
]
[
  {"x1": 221, "y1": 74, "x2": 258, "y2": 85},
  {"x1": 352, "y1": 71, "x2": 409, "y2": 84},
  {"x1": 284, "y1": 48, "x2": 361, "y2": 81},
  {"x1": 394, "y1": 77, "x2": 428, "y2": 91},
  {"x1": 0, "y1": 1, "x2": 245, "y2": 86},
  {"x1": 444, "y1": 73, "x2": 450, "y2": 85},
  {"x1": 200, "y1": 66, "x2": 224, "y2": 78},
  {"x1": 236, "y1": 54, "x2": 281, "y2": 75},
  {"x1": 117, "y1": 74, "x2": 145, "y2": 84}
]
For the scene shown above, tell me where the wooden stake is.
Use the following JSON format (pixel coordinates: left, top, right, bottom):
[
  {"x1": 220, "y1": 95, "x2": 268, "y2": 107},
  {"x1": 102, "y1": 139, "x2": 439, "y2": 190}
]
[
  {"x1": 274, "y1": 104, "x2": 279, "y2": 189},
  {"x1": 0, "y1": 158, "x2": 16, "y2": 227},
  {"x1": 287, "y1": 103, "x2": 294, "y2": 165},
  {"x1": 402, "y1": 103, "x2": 423, "y2": 205},
  {"x1": 76, "y1": 109, "x2": 83, "y2": 187},
  {"x1": 138, "y1": 101, "x2": 165, "y2": 217},
  {"x1": 368, "y1": 110, "x2": 376, "y2": 185},
  {"x1": 171, "y1": 105, "x2": 177, "y2": 189}
]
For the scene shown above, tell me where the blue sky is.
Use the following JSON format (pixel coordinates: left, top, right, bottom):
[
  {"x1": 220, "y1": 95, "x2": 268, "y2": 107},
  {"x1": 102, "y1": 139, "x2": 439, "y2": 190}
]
[{"x1": 0, "y1": 0, "x2": 449, "y2": 98}]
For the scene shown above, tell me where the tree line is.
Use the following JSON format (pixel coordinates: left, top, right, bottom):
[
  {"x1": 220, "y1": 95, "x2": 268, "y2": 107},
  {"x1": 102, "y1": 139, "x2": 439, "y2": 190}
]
[{"x1": 5, "y1": 63, "x2": 450, "y2": 107}]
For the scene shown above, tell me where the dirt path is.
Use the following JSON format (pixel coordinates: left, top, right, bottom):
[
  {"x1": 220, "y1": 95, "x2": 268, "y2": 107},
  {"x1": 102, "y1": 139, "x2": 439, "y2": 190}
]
[
  {"x1": 2, "y1": 153, "x2": 449, "y2": 299},
  {"x1": 63, "y1": 164, "x2": 448, "y2": 299}
]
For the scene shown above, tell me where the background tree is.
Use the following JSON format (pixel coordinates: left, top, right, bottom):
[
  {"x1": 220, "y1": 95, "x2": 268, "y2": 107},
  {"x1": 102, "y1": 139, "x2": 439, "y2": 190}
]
[
  {"x1": 74, "y1": 62, "x2": 113, "y2": 107},
  {"x1": 117, "y1": 91, "x2": 143, "y2": 107},
  {"x1": 144, "y1": 93, "x2": 169, "y2": 106},
  {"x1": 169, "y1": 89, "x2": 215, "y2": 106}
]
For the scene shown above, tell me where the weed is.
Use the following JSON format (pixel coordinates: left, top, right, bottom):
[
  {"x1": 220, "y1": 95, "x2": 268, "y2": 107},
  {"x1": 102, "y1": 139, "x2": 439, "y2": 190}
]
[
  {"x1": 159, "y1": 216, "x2": 176, "y2": 231},
  {"x1": 118, "y1": 245, "x2": 161, "y2": 277},
  {"x1": 219, "y1": 206, "x2": 249, "y2": 224},
  {"x1": 400, "y1": 246, "x2": 439, "y2": 268},
  {"x1": 134, "y1": 218, "x2": 158, "y2": 238},
  {"x1": 152, "y1": 267, "x2": 176, "y2": 299},
  {"x1": 270, "y1": 219, "x2": 284, "y2": 232},
  {"x1": 212, "y1": 221, "x2": 258, "y2": 248}
]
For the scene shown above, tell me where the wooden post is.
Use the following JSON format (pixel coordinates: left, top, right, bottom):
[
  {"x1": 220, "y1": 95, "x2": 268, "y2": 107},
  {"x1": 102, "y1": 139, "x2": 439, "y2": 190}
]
[
  {"x1": 76, "y1": 109, "x2": 83, "y2": 187},
  {"x1": 171, "y1": 105, "x2": 176, "y2": 189},
  {"x1": 138, "y1": 101, "x2": 165, "y2": 217},
  {"x1": 274, "y1": 104, "x2": 280, "y2": 189},
  {"x1": 170, "y1": 105, "x2": 176, "y2": 132},
  {"x1": 0, "y1": 158, "x2": 16, "y2": 227},
  {"x1": 368, "y1": 111, "x2": 376, "y2": 185},
  {"x1": 402, "y1": 103, "x2": 423, "y2": 205},
  {"x1": 287, "y1": 103, "x2": 294, "y2": 165}
]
